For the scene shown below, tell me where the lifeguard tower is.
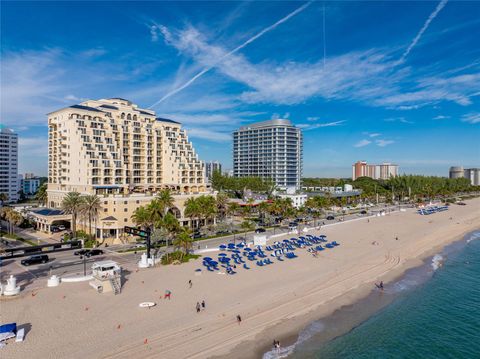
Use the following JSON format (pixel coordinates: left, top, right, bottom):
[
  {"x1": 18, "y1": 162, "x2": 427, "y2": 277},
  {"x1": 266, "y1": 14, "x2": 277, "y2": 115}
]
[{"x1": 89, "y1": 260, "x2": 122, "y2": 295}]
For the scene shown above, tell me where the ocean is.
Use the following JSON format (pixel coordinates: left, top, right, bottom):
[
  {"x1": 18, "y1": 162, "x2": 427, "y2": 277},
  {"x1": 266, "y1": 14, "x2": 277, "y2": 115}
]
[{"x1": 263, "y1": 230, "x2": 480, "y2": 359}]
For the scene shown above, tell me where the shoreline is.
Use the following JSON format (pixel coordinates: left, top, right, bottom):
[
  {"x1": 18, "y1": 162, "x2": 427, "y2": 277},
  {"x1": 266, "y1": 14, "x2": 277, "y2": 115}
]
[
  {"x1": 1, "y1": 199, "x2": 479, "y2": 359},
  {"x1": 224, "y1": 226, "x2": 480, "y2": 359}
]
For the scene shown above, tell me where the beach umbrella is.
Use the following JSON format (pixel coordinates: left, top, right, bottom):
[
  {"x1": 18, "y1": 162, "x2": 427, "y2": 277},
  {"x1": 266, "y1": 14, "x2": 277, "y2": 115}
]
[
  {"x1": 203, "y1": 257, "x2": 213, "y2": 261},
  {"x1": 244, "y1": 248, "x2": 252, "y2": 251},
  {"x1": 218, "y1": 253, "x2": 227, "y2": 256}
]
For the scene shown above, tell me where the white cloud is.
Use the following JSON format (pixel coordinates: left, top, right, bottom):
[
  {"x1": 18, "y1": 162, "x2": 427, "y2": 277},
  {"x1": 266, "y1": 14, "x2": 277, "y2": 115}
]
[
  {"x1": 400, "y1": 0, "x2": 449, "y2": 62},
  {"x1": 81, "y1": 48, "x2": 107, "y2": 58},
  {"x1": 150, "y1": 1, "x2": 312, "y2": 107},
  {"x1": 354, "y1": 139, "x2": 372, "y2": 148},
  {"x1": 307, "y1": 116, "x2": 320, "y2": 122},
  {"x1": 461, "y1": 113, "x2": 480, "y2": 124},
  {"x1": 299, "y1": 120, "x2": 346, "y2": 131},
  {"x1": 433, "y1": 115, "x2": 450, "y2": 120},
  {"x1": 158, "y1": 24, "x2": 480, "y2": 110},
  {"x1": 376, "y1": 139, "x2": 395, "y2": 147},
  {"x1": 150, "y1": 25, "x2": 159, "y2": 42},
  {"x1": 369, "y1": 133, "x2": 381, "y2": 137},
  {"x1": 185, "y1": 127, "x2": 231, "y2": 142}
]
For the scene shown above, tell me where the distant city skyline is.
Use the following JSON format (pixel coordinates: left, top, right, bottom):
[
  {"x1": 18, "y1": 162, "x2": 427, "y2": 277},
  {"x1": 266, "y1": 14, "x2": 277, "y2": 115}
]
[{"x1": 1, "y1": 1, "x2": 479, "y2": 177}]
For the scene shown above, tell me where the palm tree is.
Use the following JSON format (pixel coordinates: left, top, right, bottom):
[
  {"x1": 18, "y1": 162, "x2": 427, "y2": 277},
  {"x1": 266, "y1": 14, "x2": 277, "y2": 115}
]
[
  {"x1": 215, "y1": 191, "x2": 230, "y2": 221},
  {"x1": 173, "y1": 229, "x2": 193, "y2": 259},
  {"x1": 131, "y1": 206, "x2": 152, "y2": 230},
  {"x1": 61, "y1": 192, "x2": 85, "y2": 238},
  {"x1": 156, "y1": 189, "x2": 174, "y2": 215},
  {"x1": 80, "y1": 194, "x2": 101, "y2": 241},
  {"x1": 184, "y1": 197, "x2": 201, "y2": 229},
  {"x1": 157, "y1": 212, "x2": 181, "y2": 260},
  {"x1": 0, "y1": 193, "x2": 8, "y2": 204},
  {"x1": 35, "y1": 183, "x2": 48, "y2": 206},
  {"x1": 240, "y1": 220, "x2": 255, "y2": 241},
  {"x1": 0, "y1": 208, "x2": 23, "y2": 235},
  {"x1": 198, "y1": 195, "x2": 217, "y2": 228}
]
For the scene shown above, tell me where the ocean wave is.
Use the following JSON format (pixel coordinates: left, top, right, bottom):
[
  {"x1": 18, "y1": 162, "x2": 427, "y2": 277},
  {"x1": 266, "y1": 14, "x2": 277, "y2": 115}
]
[
  {"x1": 262, "y1": 321, "x2": 325, "y2": 359},
  {"x1": 466, "y1": 231, "x2": 480, "y2": 243},
  {"x1": 431, "y1": 254, "x2": 444, "y2": 271}
]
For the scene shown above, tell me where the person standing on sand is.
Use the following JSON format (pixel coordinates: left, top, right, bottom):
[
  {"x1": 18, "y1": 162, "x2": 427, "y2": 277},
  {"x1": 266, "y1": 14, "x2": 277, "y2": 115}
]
[
  {"x1": 196, "y1": 302, "x2": 201, "y2": 313},
  {"x1": 236, "y1": 314, "x2": 242, "y2": 324},
  {"x1": 189, "y1": 280, "x2": 192, "y2": 288},
  {"x1": 164, "y1": 290, "x2": 171, "y2": 299},
  {"x1": 201, "y1": 300, "x2": 205, "y2": 310}
]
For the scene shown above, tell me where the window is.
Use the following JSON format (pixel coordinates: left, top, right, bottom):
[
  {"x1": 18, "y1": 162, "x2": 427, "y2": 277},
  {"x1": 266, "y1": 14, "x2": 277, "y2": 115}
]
[
  {"x1": 124, "y1": 208, "x2": 128, "y2": 212},
  {"x1": 104, "y1": 208, "x2": 107, "y2": 212}
]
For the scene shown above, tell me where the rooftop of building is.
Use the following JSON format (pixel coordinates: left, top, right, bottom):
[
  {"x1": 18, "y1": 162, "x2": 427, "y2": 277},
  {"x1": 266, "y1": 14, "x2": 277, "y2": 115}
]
[
  {"x1": 48, "y1": 98, "x2": 181, "y2": 124},
  {"x1": 237, "y1": 119, "x2": 294, "y2": 130}
]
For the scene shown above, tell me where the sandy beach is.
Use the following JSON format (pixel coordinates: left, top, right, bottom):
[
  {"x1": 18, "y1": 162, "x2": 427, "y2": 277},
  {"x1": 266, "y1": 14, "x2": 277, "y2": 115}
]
[{"x1": 2, "y1": 198, "x2": 479, "y2": 359}]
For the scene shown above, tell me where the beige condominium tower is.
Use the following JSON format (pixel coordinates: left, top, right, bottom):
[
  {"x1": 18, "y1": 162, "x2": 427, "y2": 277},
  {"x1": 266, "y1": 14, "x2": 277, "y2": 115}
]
[{"x1": 36, "y1": 98, "x2": 209, "y2": 241}]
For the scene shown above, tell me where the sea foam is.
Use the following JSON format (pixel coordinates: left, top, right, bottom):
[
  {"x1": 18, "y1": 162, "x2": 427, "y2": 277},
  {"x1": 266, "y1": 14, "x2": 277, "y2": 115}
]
[
  {"x1": 431, "y1": 254, "x2": 444, "y2": 271},
  {"x1": 262, "y1": 321, "x2": 325, "y2": 359}
]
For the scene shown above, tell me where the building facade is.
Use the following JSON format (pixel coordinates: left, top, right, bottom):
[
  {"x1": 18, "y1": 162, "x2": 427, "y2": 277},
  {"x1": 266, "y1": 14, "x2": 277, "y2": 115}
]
[
  {"x1": 233, "y1": 119, "x2": 303, "y2": 190},
  {"x1": 21, "y1": 176, "x2": 41, "y2": 197},
  {"x1": 42, "y1": 98, "x2": 209, "y2": 240},
  {"x1": 449, "y1": 166, "x2": 464, "y2": 179},
  {"x1": 463, "y1": 168, "x2": 480, "y2": 186},
  {"x1": 205, "y1": 161, "x2": 222, "y2": 181},
  {"x1": 0, "y1": 127, "x2": 19, "y2": 202},
  {"x1": 352, "y1": 161, "x2": 398, "y2": 181}
]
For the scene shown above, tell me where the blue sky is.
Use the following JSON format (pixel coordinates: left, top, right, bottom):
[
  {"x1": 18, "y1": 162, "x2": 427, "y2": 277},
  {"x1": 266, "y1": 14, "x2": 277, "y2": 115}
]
[{"x1": 1, "y1": 1, "x2": 479, "y2": 177}]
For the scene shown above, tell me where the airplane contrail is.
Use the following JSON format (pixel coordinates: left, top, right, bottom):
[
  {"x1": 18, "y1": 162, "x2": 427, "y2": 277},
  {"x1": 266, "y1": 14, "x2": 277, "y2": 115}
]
[
  {"x1": 149, "y1": 1, "x2": 313, "y2": 108},
  {"x1": 400, "y1": 0, "x2": 448, "y2": 62}
]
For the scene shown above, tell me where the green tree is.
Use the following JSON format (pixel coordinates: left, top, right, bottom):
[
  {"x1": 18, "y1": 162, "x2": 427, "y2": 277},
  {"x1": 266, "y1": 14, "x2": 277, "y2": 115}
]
[
  {"x1": 61, "y1": 192, "x2": 85, "y2": 238},
  {"x1": 184, "y1": 197, "x2": 201, "y2": 229},
  {"x1": 35, "y1": 183, "x2": 48, "y2": 206},
  {"x1": 80, "y1": 194, "x2": 101, "y2": 240}
]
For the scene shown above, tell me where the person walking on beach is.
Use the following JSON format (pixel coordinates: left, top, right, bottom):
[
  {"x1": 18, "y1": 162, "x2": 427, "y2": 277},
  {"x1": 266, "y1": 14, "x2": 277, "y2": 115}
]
[
  {"x1": 164, "y1": 289, "x2": 171, "y2": 300},
  {"x1": 196, "y1": 302, "x2": 201, "y2": 313},
  {"x1": 201, "y1": 300, "x2": 205, "y2": 310},
  {"x1": 236, "y1": 314, "x2": 242, "y2": 324},
  {"x1": 189, "y1": 279, "x2": 192, "y2": 288}
]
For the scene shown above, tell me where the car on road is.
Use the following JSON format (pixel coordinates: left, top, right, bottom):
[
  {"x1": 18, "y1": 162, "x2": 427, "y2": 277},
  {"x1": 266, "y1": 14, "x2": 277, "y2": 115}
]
[
  {"x1": 21, "y1": 254, "x2": 49, "y2": 266},
  {"x1": 57, "y1": 225, "x2": 66, "y2": 231},
  {"x1": 255, "y1": 228, "x2": 266, "y2": 233},
  {"x1": 288, "y1": 222, "x2": 298, "y2": 230},
  {"x1": 192, "y1": 232, "x2": 204, "y2": 239},
  {"x1": 86, "y1": 249, "x2": 104, "y2": 257},
  {"x1": 360, "y1": 210, "x2": 367, "y2": 214},
  {"x1": 326, "y1": 215, "x2": 335, "y2": 220},
  {"x1": 74, "y1": 249, "x2": 90, "y2": 256},
  {"x1": 50, "y1": 226, "x2": 61, "y2": 233}
]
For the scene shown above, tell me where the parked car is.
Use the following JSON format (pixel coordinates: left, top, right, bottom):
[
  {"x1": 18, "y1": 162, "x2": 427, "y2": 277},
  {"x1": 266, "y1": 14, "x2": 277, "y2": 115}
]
[
  {"x1": 21, "y1": 254, "x2": 49, "y2": 266},
  {"x1": 74, "y1": 249, "x2": 90, "y2": 256},
  {"x1": 255, "y1": 228, "x2": 266, "y2": 233},
  {"x1": 86, "y1": 249, "x2": 104, "y2": 257},
  {"x1": 57, "y1": 225, "x2": 66, "y2": 231},
  {"x1": 192, "y1": 232, "x2": 204, "y2": 239},
  {"x1": 288, "y1": 222, "x2": 298, "y2": 230},
  {"x1": 50, "y1": 226, "x2": 61, "y2": 233},
  {"x1": 360, "y1": 210, "x2": 367, "y2": 214},
  {"x1": 326, "y1": 215, "x2": 335, "y2": 220}
]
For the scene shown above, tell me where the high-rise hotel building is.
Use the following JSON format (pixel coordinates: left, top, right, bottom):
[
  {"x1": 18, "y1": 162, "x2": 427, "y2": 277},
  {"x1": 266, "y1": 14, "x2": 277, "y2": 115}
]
[
  {"x1": 0, "y1": 127, "x2": 19, "y2": 202},
  {"x1": 352, "y1": 161, "x2": 399, "y2": 181},
  {"x1": 38, "y1": 98, "x2": 209, "y2": 239},
  {"x1": 233, "y1": 119, "x2": 303, "y2": 190}
]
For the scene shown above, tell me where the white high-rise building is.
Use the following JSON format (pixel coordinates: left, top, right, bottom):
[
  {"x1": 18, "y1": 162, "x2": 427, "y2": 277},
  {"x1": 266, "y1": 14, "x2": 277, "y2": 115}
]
[
  {"x1": 233, "y1": 119, "x2": 303, "y2": 190},
  {"x1": 205, "y1": 161, "x2": 222, "y2": 181},
  {"x1": 0, "y1": 127, "x2": 19, "y2": 202}
]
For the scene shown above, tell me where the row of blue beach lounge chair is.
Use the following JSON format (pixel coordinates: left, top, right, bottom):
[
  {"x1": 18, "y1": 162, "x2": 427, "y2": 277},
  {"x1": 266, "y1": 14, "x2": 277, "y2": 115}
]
[{"x1": 417, "y1": 205, "x2": 448, "y2": 215}]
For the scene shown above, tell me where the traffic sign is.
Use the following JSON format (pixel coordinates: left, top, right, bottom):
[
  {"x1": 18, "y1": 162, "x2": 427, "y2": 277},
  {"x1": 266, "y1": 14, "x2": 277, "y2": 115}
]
[{"x1": 124, "y1": 226, "x2": 150, "y2": 238}]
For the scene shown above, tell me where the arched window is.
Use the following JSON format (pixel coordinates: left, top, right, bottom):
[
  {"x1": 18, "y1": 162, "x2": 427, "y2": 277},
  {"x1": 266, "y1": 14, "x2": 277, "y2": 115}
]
[
  {"x1": 121, "y1": 113, "x2": 125, "y2": 119},
  {"x1": 133, "y1": 114, "x2": 137, "y2": 121},
  {"x1": 127, "y1": 114, "x2": 131, "y2": 120}
]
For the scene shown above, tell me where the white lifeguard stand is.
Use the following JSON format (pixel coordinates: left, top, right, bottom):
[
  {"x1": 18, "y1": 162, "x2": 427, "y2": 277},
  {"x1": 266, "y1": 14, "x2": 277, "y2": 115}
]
[{"x1": 89, "y1": 260, "x2": 122, "y2": 295}]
